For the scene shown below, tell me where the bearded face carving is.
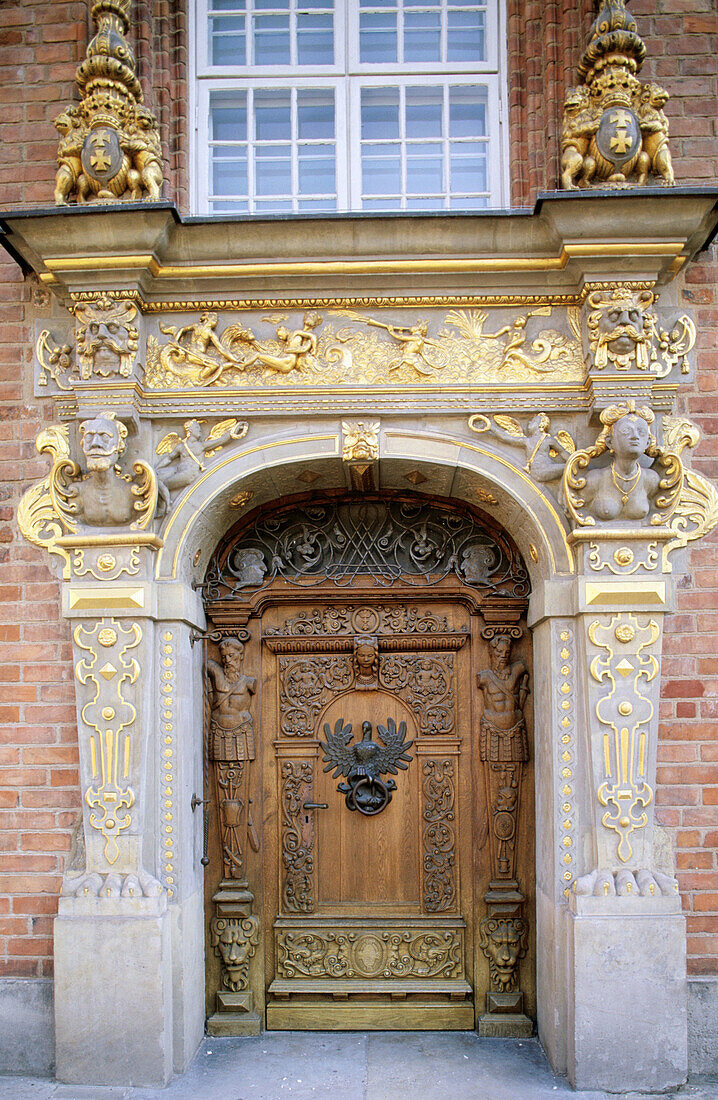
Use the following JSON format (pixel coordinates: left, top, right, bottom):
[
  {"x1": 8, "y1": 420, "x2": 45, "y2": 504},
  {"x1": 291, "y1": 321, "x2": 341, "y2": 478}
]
[
  {"x1": 479, "y1": 916, "x2": 529, "y2": 993},
  {"x1": 74, "y1": 296, "x2": 139, "y2": 379},
  {"x1": 586, "y1": 290, "x2": 655, "y2": 371},
  {"x1": 210, "y1": 915, "x2": 260, "y2": 991}
]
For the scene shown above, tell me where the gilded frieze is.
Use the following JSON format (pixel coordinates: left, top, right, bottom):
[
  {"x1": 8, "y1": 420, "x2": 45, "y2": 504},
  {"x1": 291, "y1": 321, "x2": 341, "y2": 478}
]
[{"x1": 144, "y1": 307, "x2": 584, "y2": 389}]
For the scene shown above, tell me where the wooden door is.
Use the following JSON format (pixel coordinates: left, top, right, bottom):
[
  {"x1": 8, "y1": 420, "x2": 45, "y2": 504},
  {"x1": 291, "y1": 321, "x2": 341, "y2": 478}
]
[{"x1": 263, "y1": 599, "x2": 476, "y2": 1030}]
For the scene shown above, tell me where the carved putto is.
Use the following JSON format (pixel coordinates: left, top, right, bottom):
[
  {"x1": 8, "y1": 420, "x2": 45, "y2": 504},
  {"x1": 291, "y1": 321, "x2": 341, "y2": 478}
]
[
  {"x1": 560, "y1": 0, "x2": 675, "y2": 190},
  {"x1": 563, "y1": 402, "x2": 683, "y2": 527},
  {"x1": 468, "y1": 413, "x2": 575, "y2": 484},
  {"x1": 74, "y1": 296, "x2": 139, "y2": 379},
  {"x1": 585, "y1": 288, "x2": 695, "y2": 376},
  {"x1": 154, "y1": 418, "x2": 248, "y2": 511},
  {"x1": 54, "y1": 0, "x2": 164, "y2": 204}
]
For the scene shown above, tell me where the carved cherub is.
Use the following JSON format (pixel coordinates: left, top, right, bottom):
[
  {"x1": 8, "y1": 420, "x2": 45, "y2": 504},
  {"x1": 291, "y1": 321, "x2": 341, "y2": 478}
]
[
  {"x1": 154, "y1": 418, "x2": 248, "y2": 511},
  {"x1": 468, "y1": 413, "x2": 575, "y2": 483}
]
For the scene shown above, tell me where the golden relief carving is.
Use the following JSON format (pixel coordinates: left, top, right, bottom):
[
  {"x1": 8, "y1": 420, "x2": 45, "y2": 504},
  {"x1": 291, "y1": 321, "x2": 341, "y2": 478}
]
[
  {"x1": 662, "y1": 417, "x2": 718, "y2": 567},
  {"x1": 588, "y1": 614, "x2": 659, "y2": 863},
  {"x1": 586, "y1": 288, "x2": 695, "y2": 376},
  {"x1": 17, "y1": 424, "x2": 73, "y2": 575},
  {"x1": 560, "y1": 0, "x2": 674, "y2": 190},
  {"x1": 342, "y1": 420, "x2": 380, "y2": 462},
  {"x1": 74, "y1": 295, "x2": 139, "y2": 379},
  {"x1": 154, "y1": 418, "x2": 249, "y2": 511},
  {"x1": 144, "y1": 307, "x2": 584, "y2": 389},
  {"x1": 36, "y1": 330, "x2": 74, "y2": 391},
  {"x1": 74, "y1": 618, "x2": 141, "y2": 865},
  {"x1": 54, "y1": 0, "x2": 163, "y2": 205}
]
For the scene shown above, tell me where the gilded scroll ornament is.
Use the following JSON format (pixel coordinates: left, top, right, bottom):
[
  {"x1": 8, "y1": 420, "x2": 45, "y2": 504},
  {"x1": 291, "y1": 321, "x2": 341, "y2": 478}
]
[
  {"x1": 36, "y1": 330, "x2": 74, "y2": 391},
  {"x1": 154, "y1": 418, "x2": 249, "y2": 511},
  {"x1": 17, "y1": 424, "x2": 73, "y2": 573},
  {"x1": 589, "y1": 614, "x2": 659, "y2": 863},
  {"x1": 53, "y1": 1, "x2": 163, "y2": 205},
  {"x1": 563, "y1": 402, "x2": 683, "y2": 527},
  {"x1": 74, "y1": 618, "x2": 141, "y2": 865},
  {"x1": 74, "y1": 296, "x2": 139, "y2": 379},
  {"x1": 661, "y1": 417, "x2": 718, "y2": 566},
  {"x1": 205, "y1": 636, "x2": 258, "y2": 880},
  {"x1": 468, "y1": 413, "x2": 575, "y2": 484},
  {"x1": 144, "y1": 308, "x2": 584, "y2": 389},
  {"x1": 585, "y1": 288, "x2": 695, "y2": 376},
  {"x1": 560, "y1": 1, "x2": 674, "y2": 190}
]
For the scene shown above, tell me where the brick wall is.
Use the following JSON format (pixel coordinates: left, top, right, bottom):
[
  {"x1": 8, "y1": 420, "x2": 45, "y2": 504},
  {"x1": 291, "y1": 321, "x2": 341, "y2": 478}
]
[
  {"x1": 0, "y1": 0, "x2": 189, "y2": 980},
  {"x1": 0, "y1": 1, "x2": 717, "y2": 981}
]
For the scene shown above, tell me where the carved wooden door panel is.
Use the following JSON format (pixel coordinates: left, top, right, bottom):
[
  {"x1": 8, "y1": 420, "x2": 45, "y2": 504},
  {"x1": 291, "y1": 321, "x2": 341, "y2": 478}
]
[{"x1": 263, "y1": 600, "x2": 477, "y2": 1030}]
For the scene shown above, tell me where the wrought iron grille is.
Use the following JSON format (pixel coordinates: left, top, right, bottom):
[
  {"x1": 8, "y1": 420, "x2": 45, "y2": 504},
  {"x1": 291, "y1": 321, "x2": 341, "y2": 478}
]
[{"x1": 203, "y1": 498, "x2": 530, "y2": 599}]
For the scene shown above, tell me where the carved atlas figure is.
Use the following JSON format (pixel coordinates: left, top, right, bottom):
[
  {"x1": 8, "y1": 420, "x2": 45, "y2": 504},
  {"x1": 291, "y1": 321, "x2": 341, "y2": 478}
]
[{"x1": 205, "y1": 637, "x2": 259, "y2": 880}]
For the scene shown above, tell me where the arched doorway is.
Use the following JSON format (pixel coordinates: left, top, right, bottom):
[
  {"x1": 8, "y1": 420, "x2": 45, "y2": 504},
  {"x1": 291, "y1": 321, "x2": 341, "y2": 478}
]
[{"x1": 200, "y1": 492, "x2": 535, "y2": 1035}]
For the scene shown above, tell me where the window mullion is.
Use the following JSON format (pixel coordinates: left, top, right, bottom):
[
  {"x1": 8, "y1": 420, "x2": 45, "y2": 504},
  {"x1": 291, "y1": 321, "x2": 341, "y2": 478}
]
[
  {"x1": 399, "y1": 83, "x2": 406, "y2": 212},
  {"x1": 443, "y1": 83, "x2": 449, "y2": 210},
  {"x1": 248, "y1": 87, "x2": 256, "y2": 215},
  {"x1": 291, "y1": 87, "x2": 299, "y2": 213}
]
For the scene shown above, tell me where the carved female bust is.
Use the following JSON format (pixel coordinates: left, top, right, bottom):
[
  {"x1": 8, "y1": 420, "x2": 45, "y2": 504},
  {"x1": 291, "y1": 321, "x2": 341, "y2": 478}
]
[{"x1": 580, "y1": 406, "x2": 660, "y2": 523}]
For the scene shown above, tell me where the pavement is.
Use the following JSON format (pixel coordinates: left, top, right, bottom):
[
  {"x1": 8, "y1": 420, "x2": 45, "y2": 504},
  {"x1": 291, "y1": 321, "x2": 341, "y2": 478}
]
[{"x1": 0, "y1": 1033, "x2": 717, "y2": 1100}]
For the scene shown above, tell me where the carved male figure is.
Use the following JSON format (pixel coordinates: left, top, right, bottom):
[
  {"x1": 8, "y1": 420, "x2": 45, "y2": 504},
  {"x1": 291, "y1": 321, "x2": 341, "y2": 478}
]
[
  {"x1": 477, "y1": 635, "x2": 529, "y2": 764},
  {"x1": 74, "y1": 296, "x2": 139, "y2": 378},
  {"x1": 206, "y1": 637, "x2": 257, "y2": 880},
  {"x1": 70, "y1": 413, "x2": 135, "y2": 527}
]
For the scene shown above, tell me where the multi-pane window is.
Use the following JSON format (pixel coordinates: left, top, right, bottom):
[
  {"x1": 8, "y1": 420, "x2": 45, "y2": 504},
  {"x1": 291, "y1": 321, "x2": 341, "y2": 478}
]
[{"x1": 194, "y1": 0, "x2": 506, "y2": 214}]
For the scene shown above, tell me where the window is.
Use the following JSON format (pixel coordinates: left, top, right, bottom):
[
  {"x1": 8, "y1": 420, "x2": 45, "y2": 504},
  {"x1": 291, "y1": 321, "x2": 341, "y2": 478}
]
[{"x1": 193, "y1": 1, "x2": 507, "y2": 214}]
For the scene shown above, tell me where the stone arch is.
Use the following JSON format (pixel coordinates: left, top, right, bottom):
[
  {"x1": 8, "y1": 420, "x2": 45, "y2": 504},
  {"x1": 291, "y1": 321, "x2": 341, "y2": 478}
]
[{"x1": 154, "y1": 425, "x2": 574, "y2": 592}]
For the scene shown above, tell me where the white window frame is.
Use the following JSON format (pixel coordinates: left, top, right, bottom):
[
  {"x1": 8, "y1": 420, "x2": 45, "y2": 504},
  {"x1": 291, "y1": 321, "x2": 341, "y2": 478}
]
[{"x1": 190, "y1": 0, "x2": 509, "y2": 214}]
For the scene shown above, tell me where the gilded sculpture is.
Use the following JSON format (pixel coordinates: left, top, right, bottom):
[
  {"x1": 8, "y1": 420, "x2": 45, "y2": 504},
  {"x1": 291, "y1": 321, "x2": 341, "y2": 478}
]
[
  {"x1": 205, "y1": 636, "x2": 258, "y2": 881},
  {"x1": 154, "y1": 418, "x2": 249, "y2": 510},
  {"x1": 563, "y1": 402, "x2": 683, "y2": 527},
  {"x1": 144, "y1": 307, "x2": 584, "y2": 389},
  {"x1": 468, "y1": 413, "x2": 575, "y2": 483},
  {"x1": 53, "y1": 0, "x2": 164, "y2": 205},
  {"x1": 74, "y1": 296, "x2": 139, "y2": 379},
  {"x1": 559, "y1": 0, "x2": 675, "y2": 190},
  {"x1": 585, "y1": 287, "x2": 695, "y2": 376}
]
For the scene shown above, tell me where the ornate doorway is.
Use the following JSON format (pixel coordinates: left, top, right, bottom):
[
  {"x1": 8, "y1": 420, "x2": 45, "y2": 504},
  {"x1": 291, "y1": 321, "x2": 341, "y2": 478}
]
[{"x1": 201, "y1": 495, "x2": 535, "y2": 1033}]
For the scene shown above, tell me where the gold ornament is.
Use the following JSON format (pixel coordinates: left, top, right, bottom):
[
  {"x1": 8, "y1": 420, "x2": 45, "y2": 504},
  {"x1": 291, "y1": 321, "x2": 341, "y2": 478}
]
[
  {"x1": 560, "y1": 1, "x2": 674, "y2": 190},
  {"x1": 54, "y1": 0, "x2": 163, "y2": 205}
]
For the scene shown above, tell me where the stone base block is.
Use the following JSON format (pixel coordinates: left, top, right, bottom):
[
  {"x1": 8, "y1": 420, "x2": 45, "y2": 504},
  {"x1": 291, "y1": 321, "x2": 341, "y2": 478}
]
[
  {"x1": 478, "y1": 1012, "x2": 533, "y2": 1038},
  {"x1": 0, "y1": 978, "x2": 54, "y2": 1077},
  {"x1": 567, "y1": 900, "x2": 687, "y2": 1092},
  {"x1": 54, "y1": 908, "x2": 173, "y2": 1088},
  {"x1": 207, "y1": 1010, "x2": 262, "y2": 1036}
]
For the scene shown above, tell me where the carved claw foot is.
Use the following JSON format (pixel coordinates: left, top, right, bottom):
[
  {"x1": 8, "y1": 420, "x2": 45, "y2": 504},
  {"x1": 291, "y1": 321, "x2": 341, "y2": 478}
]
[{"x1": 574, "y1": 868, "x2": 679, "y2": 897}]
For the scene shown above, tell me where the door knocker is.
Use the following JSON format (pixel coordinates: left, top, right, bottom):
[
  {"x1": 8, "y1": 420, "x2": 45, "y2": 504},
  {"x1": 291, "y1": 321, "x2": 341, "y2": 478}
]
[{"x1": 319, "y1": 717, "x2": 414, "y2": 816}]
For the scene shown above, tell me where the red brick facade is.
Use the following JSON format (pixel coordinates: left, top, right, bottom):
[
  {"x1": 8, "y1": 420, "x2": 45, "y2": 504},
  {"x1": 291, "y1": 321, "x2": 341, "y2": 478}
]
[{"x1": 0, "y1": 1, "x2": 716, "y2": 981}]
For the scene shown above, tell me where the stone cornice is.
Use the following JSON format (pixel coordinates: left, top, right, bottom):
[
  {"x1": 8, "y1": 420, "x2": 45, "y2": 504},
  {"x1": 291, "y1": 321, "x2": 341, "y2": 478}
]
[{"x1": 1, "y1": 188, "x2": 716, "y2": 302}]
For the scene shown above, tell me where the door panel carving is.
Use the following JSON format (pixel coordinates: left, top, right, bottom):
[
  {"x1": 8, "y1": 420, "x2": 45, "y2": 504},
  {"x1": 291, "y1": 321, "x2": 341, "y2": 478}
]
[
  {"x1": 422, "y1": 758, "x2": 457, "y2": 913},
  {"x1": 280, "y1": 761, "x2": 315, "y2": 914}
]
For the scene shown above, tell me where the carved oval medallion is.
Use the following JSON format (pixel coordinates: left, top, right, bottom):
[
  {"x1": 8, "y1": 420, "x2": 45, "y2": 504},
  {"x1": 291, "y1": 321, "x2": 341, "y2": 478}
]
[
  {"x1": 353, "y1": 934, "x2": 385, "y2": 976},
  {"x1": 595, "y1": 107, "x2": 641, "y2": 170},
  {"x1": 81, "y1": 127, "x2": 123, "y2": 186}
]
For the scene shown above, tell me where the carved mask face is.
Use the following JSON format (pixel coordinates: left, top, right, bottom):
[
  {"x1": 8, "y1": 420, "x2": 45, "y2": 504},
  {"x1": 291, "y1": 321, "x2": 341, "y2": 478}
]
[
  {"x1": 355, "y1": 644, "x2": 377, "y2": 675},
  {"x1": 489, "y1": 635, "x2": 512, "y2": 669},
  {"x1": 599, "y1": 302, "x2": 647, "y2": 357},
  {"x1": 80, "y1": 417, "x2": 121, "y2": 471},
  {"x1": 609, "y1": 414, "x2": 649, "y2": 461},
  {"x1": 82, "y1": 319, "x2": 131, "y2": 372},
  {"x1": 480, "y1": 918, "x2": 527, "y2": 987},
  {"x1": 216, "y1": 925, "x2": 252, "y2": 970}
]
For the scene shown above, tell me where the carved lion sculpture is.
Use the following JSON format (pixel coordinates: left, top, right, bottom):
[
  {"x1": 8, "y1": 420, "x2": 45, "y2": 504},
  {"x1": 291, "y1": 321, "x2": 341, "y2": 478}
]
[{"x1": 560, "y1": 86, "x2": 600, "y2": 190}]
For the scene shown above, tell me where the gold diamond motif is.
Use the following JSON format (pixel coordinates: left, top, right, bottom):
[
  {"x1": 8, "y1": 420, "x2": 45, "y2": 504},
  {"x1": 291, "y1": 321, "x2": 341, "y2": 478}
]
[
  {"x1": 99, "y1": 662, "x2": 118, "y2": 680},
  {"x1": 616, "y1": 658, "x2": 635, "y2": 677}
]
